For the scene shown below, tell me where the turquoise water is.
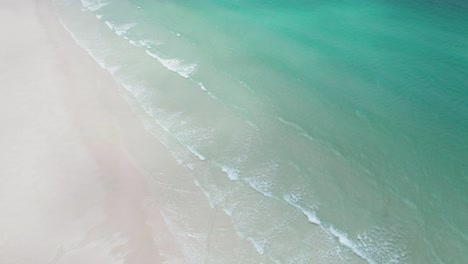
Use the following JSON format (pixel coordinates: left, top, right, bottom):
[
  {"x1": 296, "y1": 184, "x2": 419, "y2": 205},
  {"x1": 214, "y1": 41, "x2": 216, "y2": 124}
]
[{"x1": 56, "y1": 0, "x2": 467, "y2": 262}]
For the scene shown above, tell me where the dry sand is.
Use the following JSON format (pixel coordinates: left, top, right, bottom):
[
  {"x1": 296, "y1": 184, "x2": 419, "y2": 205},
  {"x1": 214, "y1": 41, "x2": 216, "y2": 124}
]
[{"x1": 0, "y1": 0, "x2": 183, "y2": 263}]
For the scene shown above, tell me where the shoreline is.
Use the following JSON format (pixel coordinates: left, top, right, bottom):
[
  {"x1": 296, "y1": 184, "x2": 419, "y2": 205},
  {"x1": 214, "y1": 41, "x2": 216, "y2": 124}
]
[
  {"x1": 0, "y1": 0, "x2": 373, "y2": 262},
  {"x1": 13, "y1": 0, "x2": 466, "y2": 263},
  {"x1": 0, "y1": 0, "x2": 183, "y2": 263},
  {"x1": 0, "y1": 0, "x2": 387, "y2": 263}
]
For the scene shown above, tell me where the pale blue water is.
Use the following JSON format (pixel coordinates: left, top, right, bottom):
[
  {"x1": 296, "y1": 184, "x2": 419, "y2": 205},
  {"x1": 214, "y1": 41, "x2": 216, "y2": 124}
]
[{"x1": 56, "y1": 0, "x2": 467, "y2": 263}]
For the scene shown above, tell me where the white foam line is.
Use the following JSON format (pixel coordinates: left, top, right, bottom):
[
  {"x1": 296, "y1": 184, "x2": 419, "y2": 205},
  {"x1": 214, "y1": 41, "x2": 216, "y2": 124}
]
[
  {"x1": 187, "y1": 146, "x2": 206, "y2": 161},
  {"x1": 282, "y1": 192, "x2": 378, "y2": 263},
  {"x1": 105, "y1": 21, "x2": 114, "y2": 30},
  {"x1": 221, "y1": 166, "x2": 240, "y2": 181},
  {"x1": 247, "y1": 237, "x2": 266, "y2": 255},
  {"x1": 243, "y1": 178, "x2": 274, "y2": 198},
  {"x1": 60, "y1": 16, "x2": 380, "y2": 264},
  {"x1": 195, "y1": 82, "x2": 219, "y2": 100},
  {"x1": 327, "y1": 226, "x2": 375, "y2": 264},
  {"x1": 197, "y1": 82, "x2": 218, "y2": 100},
  {"x1": 283, "y1": 194, "x2": 321, "y2": 225},
  {"x1": 145, "y1": 50, "x2": 196, "y2": 79},
  {"x1": 128, "y1": 40, "x2": 140, "y2": 47},
  {"x1": 222, "y1": 208, "x2": 233, "y2": 216},
  {"x1": 80, "y1": 0, "x2": 110, "y2": 12},
  {"x1": 114, "y1": 23, "x2": 137, "y2": 36},
  {"x1": 197, "y1": 82, "x2": 208, "y2": 91}
]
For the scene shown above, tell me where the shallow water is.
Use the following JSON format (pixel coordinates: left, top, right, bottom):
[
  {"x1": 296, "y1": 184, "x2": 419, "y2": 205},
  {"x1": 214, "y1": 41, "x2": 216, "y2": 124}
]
[{"x1": 55, "y1": 0, "x2": 467, "y2": 263}]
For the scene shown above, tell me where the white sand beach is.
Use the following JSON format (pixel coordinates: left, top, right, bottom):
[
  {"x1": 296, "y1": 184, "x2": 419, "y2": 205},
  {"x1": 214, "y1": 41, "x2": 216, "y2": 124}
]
[
  {"x1": 0, "y1": 1, "x2": 184, "y2": 263},
  {"x1": 1, "y1": 0, "x2": 463, "y2": 263},
  {"x1": 0, "y1": 1, "x2": 317, "y2": 263}
]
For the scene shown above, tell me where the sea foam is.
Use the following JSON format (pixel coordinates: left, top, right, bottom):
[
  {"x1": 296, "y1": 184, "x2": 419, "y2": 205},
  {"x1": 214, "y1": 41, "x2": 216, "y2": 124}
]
[
  {"x1": 283, "y1": 193, "x2": 321, "y2": 225},
  {"x1": 247, "y1": 237, "x2": 267, "y2": 255},
  {"x1": 114, "y1": 23, "x2": 137, "y2": 36},
  {"x1": 242, "y1": 161, "x2": 279, "y2": 198},
  {"x1": 221, "y1": 166, "x2": 240, "y2": 181},
  {"x1": 327, "y1": 226, "x2": 375, "y2": 264},
  {"x1": 104, "y1": 21, "x2": 114, "y2": 30},
  {"x1": 80, "y1": 0, "x2": 110, "y2": 12},
  {"x1": 146, "y1": 50, "x2": 197, "y2": 79}
]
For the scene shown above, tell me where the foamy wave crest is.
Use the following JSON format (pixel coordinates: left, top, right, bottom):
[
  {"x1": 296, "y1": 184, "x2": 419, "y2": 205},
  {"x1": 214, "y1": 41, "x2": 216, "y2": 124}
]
[
  {"x1": 104, "y1": 21, "x2": 114, "y2": 30},
  {"x1": 282, "y1": 188, "x2": 406, "y2": 263},
  {"x1": 355, "y1": 227, "x2": 408, "y2": 264},
  {"x1": 80, "y1": 0, "x2": 110, "y2": 12},
  {"x1": 146, "y1": 50, "x2": 197, "y2": 78},
  {"x1": 197, "y1": 82, "x2": 208, "y2": 92},
  {"x1": 243, "y1": 161, "x2": 279, "y2": 198},
  {"x1": 247, "y1": 237, "x2": 267, "y2": 255},
  {"x1": 283, "y1": 193, "x2": 321, "y2": 225},
  {"x1": 216, "y1": 151, "x2": 249, "y2": 182},
  {"x1": 127, "y1": 39, "x2": 153, "y2": 49},
  {"x1": 221, "y1": 166, "x2": 240, "y2": 181},
  {"x1": 327, "y1": 226, "x2": 375, "y2": 264},
  {"x1": 197, "y1": 82, "x2": 219, "y2": 100},
  {"x1": 244, "y1": 177, "x2": 273, "y2": 197},
  {"x1": 222, "y1": 207, "x2": 233, "y2": 216},
  {"x1": 114, "y1": 23, "x2": 137, "y2": 36},
  {"x1": 187, "y1": 146, "x2": 206, "y2": 161},
  {"x1": 128, "y1": 40, "x2": 141, "y2": 47}
]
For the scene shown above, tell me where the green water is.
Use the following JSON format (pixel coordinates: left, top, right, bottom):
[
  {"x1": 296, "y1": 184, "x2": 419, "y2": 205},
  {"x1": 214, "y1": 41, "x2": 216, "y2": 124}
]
[{"x1": 57, "y1": 0, "x2": 467, "y2": 262}]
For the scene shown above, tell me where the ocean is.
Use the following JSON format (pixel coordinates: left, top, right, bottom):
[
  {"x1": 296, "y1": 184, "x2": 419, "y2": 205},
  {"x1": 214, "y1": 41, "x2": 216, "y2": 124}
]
[{"x1": 54, "y1": 0, "x2": 468, "y2": 263}]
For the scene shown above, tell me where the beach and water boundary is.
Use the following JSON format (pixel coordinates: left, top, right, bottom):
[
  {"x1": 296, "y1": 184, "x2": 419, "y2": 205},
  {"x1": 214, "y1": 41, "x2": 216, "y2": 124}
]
[{"x1": 1, "y1": 0, "x2": 466, "y2": 263}]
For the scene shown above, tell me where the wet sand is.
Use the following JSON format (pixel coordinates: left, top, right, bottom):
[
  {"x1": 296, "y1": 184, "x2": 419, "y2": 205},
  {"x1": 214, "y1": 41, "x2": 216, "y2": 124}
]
[{"x1": 0, "y1": 0, "x2": 182, "y2": 263}]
